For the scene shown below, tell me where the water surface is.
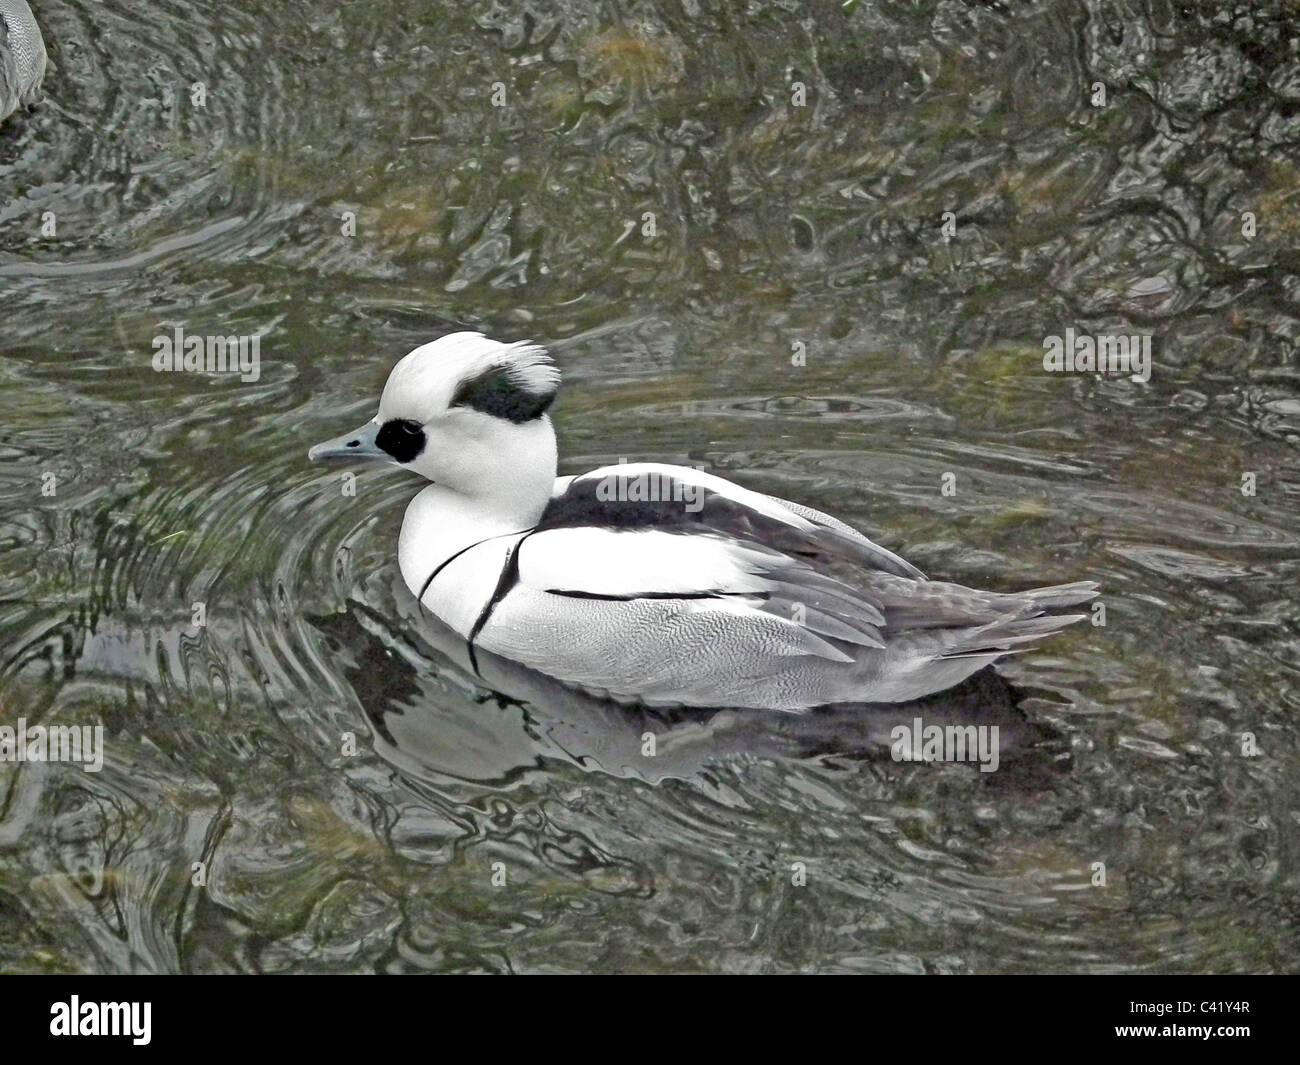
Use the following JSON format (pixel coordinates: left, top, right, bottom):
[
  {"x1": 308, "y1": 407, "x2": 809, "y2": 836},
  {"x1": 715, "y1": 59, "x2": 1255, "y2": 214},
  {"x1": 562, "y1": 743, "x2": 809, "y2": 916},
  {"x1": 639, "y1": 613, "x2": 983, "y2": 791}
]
[{"x1": 2, "y1": 0, "x2": 1299, "y2": 973}]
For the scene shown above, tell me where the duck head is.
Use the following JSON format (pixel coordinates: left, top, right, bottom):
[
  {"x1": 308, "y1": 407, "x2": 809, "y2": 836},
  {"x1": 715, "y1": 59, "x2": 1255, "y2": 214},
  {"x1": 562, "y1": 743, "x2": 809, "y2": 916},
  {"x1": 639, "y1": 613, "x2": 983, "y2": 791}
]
[{"x1": 309, "y1": 332, "x2": 561, "y2": 520}]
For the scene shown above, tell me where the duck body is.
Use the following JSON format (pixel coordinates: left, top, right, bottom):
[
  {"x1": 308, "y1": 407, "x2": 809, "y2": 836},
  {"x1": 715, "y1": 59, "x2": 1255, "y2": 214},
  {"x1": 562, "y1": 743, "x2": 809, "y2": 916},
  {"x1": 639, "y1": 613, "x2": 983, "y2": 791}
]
[
  {"x1": 397, "y1": 462, "x2": 1095, "y2": 710},
  {"x1": 0, "y1": 0, "x2": 46, "y2": 124},
  {"x1": 311, "y1": 333, "x2": 1096, "y2": 712}
]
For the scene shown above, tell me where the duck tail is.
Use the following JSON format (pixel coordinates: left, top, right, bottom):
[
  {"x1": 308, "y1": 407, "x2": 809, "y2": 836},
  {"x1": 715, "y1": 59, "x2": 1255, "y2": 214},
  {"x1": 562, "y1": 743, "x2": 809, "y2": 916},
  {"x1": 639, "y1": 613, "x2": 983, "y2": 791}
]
[
  {"x1": 938, "y1": 611, "x2": 1088, "y2": 660},
  {"x1": 1015, "y1": 580, "x2": 1099, "y2": 612}
]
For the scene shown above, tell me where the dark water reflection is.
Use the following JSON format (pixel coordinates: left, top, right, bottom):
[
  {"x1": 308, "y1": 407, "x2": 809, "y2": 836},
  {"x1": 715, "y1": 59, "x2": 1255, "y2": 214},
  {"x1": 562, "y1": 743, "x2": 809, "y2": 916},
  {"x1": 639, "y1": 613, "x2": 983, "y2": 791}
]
[{"x1": 1, "y1": 0, "x2": 1298, "y2": 972}]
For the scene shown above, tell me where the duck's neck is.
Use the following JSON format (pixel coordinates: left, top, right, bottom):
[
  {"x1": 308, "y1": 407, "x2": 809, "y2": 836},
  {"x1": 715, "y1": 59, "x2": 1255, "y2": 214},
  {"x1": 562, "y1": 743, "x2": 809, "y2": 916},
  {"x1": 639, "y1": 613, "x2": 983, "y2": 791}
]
[{"x1": 397, "y1": 417, "x2": 557, "y2": 590}]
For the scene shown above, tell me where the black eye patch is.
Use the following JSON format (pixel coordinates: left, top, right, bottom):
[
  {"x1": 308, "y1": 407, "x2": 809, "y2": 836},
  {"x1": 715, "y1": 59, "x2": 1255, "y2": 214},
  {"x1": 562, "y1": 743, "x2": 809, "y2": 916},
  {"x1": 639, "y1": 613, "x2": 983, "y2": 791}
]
[{"x1": 375, "y1": 418, "x2": 427, "y2": 463}]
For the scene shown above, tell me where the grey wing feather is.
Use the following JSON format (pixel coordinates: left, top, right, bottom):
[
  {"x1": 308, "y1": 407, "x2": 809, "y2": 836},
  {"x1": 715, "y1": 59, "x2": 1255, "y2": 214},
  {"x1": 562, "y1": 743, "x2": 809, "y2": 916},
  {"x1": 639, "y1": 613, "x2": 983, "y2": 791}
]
[{"x1": 762, "y1": 492, "x2": 927, "y2": 580}]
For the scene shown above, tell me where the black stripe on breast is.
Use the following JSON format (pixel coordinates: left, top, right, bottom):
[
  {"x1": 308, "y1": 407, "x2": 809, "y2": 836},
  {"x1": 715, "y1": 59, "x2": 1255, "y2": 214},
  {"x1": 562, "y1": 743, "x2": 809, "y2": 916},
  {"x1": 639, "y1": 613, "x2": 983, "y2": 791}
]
[
  {"x1": 415, "y1": 528, "x2": 528, "y2": 617},
  {"x1": 465, "y1": 535, "x2": 528, "y2": 676}
]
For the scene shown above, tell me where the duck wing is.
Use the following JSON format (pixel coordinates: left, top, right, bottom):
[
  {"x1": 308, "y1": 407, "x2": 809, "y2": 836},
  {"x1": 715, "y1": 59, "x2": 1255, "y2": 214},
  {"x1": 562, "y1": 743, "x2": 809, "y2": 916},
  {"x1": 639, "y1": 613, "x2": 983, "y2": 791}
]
[
  {"x1": 539, "y1": 463, "x2": 925, "y2": 580},
  {"x1": 514, "y1": 523, "x2": 887, "y2": 654},
  {"x1": 500, "y1": 463, "x2": 934, "y2": 650},
  {"x1": 470, "y1": 513, "x2": 885, "y2": 707}
]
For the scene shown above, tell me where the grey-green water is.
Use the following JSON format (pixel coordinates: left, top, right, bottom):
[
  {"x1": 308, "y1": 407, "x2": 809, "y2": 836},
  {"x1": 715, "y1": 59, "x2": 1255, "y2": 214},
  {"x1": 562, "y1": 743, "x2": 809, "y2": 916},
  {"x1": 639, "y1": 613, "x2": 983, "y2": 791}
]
[{"x1": 2, "y1": 0, "x2": 1299, "y2": 973}]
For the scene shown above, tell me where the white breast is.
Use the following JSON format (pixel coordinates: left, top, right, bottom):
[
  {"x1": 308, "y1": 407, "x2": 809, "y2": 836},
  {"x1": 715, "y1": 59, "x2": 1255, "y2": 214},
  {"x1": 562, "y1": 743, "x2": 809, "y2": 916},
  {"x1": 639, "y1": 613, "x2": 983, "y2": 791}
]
[{"x1": 397, "y1": 483, "x2": 529, "y2": 637}]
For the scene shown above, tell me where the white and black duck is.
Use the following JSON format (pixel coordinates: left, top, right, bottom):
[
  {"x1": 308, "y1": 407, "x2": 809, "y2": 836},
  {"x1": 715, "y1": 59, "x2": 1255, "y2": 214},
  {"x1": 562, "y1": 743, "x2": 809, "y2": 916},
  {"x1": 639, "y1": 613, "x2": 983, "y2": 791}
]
[{"x1": 310, "y1": 333, "x2": 1097, "y2": 711}]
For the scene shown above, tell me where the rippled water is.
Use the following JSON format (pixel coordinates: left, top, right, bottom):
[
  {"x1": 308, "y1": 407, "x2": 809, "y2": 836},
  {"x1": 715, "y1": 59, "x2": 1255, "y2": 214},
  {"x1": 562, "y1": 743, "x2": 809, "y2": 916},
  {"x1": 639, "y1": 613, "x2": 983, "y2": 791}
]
[{"x1": 2, "y1": 0, "x2": 1299, "y2": 974}]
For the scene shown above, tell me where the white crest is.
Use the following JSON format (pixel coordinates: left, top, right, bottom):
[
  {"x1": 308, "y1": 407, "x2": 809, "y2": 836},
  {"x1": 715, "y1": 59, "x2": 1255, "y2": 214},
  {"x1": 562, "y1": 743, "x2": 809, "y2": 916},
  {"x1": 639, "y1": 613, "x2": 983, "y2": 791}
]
[{"x1": 378, "y1": 332, "x2": 559, "y2": 423}]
